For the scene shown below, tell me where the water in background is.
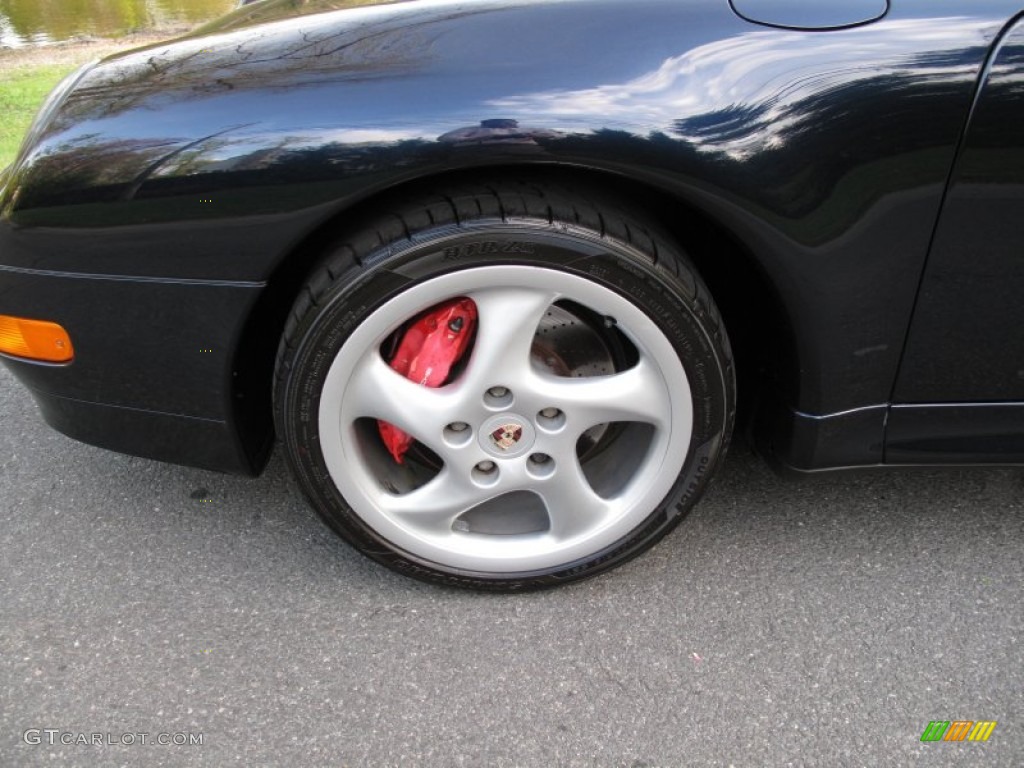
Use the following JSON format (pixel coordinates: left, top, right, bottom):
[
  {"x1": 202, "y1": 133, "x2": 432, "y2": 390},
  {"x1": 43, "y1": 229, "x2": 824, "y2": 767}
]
[{"x1": 0, "y1": 0, "x2": 237, "y2": 47}]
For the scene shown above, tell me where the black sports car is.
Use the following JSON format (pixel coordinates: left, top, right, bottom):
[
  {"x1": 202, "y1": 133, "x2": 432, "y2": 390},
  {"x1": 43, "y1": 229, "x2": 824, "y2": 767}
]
[{"x1": 1, "y1": 0, "x2": 1022, "y2": 589}]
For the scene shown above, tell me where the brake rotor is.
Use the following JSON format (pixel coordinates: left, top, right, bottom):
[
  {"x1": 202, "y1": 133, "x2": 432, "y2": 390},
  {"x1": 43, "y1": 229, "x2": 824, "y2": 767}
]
[
  {"x1": 531, "y1": 303, "x2": 617, "y2": 378},
  {"x1": 531, "y1": 302, "x2": 619, "y2": 455}
]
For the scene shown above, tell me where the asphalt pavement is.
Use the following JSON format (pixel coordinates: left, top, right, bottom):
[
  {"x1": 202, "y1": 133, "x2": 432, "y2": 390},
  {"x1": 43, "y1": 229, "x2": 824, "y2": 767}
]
[{"x1": 1, "y1": 364, "x2": 1021, "y2": 767}]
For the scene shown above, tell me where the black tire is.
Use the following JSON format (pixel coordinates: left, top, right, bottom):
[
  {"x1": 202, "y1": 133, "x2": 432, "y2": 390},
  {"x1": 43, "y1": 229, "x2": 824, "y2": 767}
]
[{"x1": 274, "y1": 179, "x2": 734, "y2": 590}]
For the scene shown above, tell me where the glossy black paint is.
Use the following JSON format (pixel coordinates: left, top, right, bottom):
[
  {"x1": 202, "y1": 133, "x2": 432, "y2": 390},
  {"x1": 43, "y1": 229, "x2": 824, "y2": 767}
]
[
  {"x1": 887, "y1": 404, "x2": 1024, "y2": 464},
  {"x1": 0, "y1": 267, "x2": 266, "y2": 473},
  {"x1": 894, "y1": 18, "x2": 1024, "y2": 404},
  {"x1": 1, "y1": 0, "x2": 1023, "y2": 474}
]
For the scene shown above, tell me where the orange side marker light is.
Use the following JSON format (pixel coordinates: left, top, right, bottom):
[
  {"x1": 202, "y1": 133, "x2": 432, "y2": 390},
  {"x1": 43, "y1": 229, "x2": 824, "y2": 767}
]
[{"x1": 0, "y1": 315, "x2": 74, "y2": 362}]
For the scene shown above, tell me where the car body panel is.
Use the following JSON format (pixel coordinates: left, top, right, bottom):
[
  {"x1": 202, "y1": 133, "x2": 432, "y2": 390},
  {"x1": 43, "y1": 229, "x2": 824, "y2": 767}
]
[
  {"x1": 887, "y1": 404, "x2": 1024, "y2": 464},
  {"x1": 0, "y1": 267, "x2": 266, "y2": 473},
  {"x1": 882, "y1": 17, "x2": 1024, "y2": 465},
  {"x1": 1, "y1": 0, "x2": 1023, "y2": 474},
  {"x1": 894, "y1": 17, "x2": 1024, "y2": 405}
]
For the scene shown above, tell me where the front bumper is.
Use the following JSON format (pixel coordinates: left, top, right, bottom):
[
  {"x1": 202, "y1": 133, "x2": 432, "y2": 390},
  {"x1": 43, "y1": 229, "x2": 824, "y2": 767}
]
[{"x1": 0, "y1": 266, "x2": 266, "y2": 475}]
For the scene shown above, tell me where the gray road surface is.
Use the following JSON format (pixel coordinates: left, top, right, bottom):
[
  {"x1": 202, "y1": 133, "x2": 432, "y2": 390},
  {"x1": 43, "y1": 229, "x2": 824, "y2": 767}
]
[{"x1": 1, "y1": 365, "x2": 1021, "y2": 767}]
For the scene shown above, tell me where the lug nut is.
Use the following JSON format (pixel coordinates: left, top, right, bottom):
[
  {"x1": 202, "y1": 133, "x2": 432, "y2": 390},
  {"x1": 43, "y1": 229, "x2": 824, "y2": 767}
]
[
  {"x1": 448, "y1": 422, "x2": 468, "y2": 432},
  {"x1": 526, "y1": 452, "x2": 555, "y2": 478},
  {"x1": 476, "y1": 460, "x2": 496, "y2": 473},
  {"x1": 536, "y1": 407, "x2": 566, "y2": 433},
  {"x1": 487, "y1": 386, "x2": 508, "y2": 398}
]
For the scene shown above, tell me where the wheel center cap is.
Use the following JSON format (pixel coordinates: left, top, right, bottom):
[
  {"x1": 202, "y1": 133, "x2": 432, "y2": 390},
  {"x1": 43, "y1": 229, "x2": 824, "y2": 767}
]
[{"x1": 479, "y1": 413, "x2": 536, "y2": 459}]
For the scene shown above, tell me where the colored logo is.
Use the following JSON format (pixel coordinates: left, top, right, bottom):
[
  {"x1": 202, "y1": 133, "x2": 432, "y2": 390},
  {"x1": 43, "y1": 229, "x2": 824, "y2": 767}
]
[
  {"x1": 490, "y1": 423, "x2": 523, "y2": 451},
  {"x1": 920, "y1": 721, "x2": 997, "y2": 742}
]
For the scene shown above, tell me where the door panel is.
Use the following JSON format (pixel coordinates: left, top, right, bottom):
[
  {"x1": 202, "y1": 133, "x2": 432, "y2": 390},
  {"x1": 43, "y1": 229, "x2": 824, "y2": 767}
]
[{"x1": 893, "y1": 18, "x2": 1024, "y2": 404}]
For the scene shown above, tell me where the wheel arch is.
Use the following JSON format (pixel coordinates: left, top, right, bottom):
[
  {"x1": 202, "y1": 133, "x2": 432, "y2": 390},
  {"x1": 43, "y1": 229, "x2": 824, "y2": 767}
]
[{"x1": 228, "y1": 164, "x2": 797, "y2": 473}]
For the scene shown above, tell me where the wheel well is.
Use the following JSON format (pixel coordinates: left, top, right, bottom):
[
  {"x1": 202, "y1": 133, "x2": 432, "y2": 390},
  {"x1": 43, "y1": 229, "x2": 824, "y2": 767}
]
[{"x1": 230, "y1": 165, "x2": 795, "y2": 472}]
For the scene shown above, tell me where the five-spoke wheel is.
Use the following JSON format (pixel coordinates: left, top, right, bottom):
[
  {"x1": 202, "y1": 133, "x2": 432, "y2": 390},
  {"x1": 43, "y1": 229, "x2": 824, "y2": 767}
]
[
  {"x1": 319, "y1": 266, "x2": 693, "y2": 573},
  {"x1": 275, "y1": 181, "x2": 734, "y2": 589}
]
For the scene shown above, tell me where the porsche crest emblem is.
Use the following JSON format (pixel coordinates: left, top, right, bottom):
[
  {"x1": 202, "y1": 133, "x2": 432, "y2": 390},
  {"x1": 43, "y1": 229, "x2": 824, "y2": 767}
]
[{"x1": 490, "y1": 423, "x2": 524, "y2": 451}]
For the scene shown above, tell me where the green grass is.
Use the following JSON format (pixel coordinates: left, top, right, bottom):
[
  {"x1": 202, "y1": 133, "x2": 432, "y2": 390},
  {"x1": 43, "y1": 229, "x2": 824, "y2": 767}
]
[{"x1": 0, "y1": 64, "x2": 77, "y2": 170}]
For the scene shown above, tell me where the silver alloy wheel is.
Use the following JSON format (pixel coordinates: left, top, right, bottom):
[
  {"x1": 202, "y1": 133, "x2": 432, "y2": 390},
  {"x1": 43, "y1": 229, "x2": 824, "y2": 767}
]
[{"x1": 318, "y1": 265, "x2": 693, "y2": 573}]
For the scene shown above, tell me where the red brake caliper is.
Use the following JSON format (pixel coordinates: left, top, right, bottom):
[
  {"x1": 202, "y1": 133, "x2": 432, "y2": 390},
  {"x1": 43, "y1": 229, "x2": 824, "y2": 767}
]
[{"x1": 377, "y1": 298, "x2": 478, "y2": 463}]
